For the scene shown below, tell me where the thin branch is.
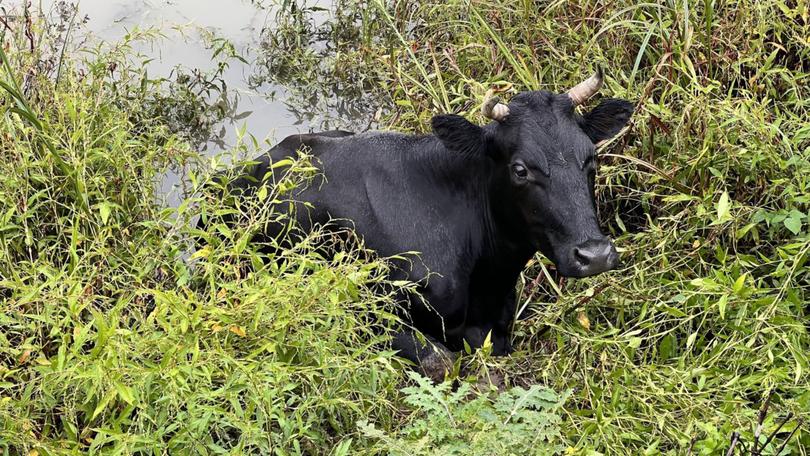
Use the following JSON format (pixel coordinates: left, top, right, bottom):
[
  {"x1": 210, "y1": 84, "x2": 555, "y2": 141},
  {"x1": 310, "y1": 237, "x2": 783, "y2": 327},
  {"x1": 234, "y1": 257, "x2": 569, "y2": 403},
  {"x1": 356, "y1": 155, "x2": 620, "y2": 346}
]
[
  {"x1": 761, "y1": 412, "x2": 793, "y2": 453},
  {"x1": 753, "y1": 392, "x2": 772, "y2": 455},
  {"x1": 774, "y1": 419, "x2": 802, "y2": 456},
  {"x1": 55, "y1": 3, "x2": 80, "y2": 87},
  {"x1": 686, "y1": 435, "x2": 698, "y2": 456},
  {"x1": 0, "y1": 7, "x2": 14, "y2": 33},
  {"x1": 725, "y1": 432, "x2": 740, "y2": 456}
]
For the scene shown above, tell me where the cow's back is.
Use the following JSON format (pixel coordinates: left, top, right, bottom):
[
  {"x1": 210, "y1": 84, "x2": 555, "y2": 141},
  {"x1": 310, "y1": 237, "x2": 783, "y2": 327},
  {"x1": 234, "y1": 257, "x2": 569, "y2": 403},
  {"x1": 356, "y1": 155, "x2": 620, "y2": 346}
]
[
  {"x1": 204, "y1": 128, "x2": 497, "y2": 348},
  {"x1": 207, "y1": 130, "x2": 482, "y2": 266},
  {"x1": 290, "y1": 132, "x2": 472, "y2": 242}
]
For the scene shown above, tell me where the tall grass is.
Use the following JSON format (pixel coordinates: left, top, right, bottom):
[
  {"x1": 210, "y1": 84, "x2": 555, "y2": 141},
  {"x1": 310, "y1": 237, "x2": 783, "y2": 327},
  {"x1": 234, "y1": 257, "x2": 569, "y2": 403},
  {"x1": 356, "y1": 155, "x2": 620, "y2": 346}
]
[
  {"x1": 0, "y1": 11, "x2": 410, "y2": 454},
  {"x1": 0, "y1": 6, "x2": 567, "y2": 455},
  {"x1": 1, "y1": 0, "x2": 808, "y2": 454},
  {"x1": 258, "y1": 0, "x2": 809, "y2": 453}
]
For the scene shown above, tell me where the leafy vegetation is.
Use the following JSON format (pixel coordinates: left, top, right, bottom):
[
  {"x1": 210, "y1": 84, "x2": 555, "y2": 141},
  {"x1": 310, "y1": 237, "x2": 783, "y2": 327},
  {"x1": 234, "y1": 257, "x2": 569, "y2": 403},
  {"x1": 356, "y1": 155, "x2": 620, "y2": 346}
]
[
  {"x1": 359, "y1": 371, "x2": 568, "y2": 455},
  {"x1": 1, "y1": 0, "x2": 809, "y2": 455},
  {"x1": 257, "y1": 1, "x2": 810, "y2": 453},
  {"x1": 0, "y1": 8, "x2": 405, "y2": 454}
]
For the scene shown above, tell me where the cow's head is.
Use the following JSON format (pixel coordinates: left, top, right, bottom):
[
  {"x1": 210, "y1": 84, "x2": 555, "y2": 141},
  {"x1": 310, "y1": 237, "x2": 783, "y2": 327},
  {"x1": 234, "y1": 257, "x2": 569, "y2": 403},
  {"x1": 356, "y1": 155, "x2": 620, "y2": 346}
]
[{"x1": 432, "y1": 69, "x2": 633, "y2": 277}]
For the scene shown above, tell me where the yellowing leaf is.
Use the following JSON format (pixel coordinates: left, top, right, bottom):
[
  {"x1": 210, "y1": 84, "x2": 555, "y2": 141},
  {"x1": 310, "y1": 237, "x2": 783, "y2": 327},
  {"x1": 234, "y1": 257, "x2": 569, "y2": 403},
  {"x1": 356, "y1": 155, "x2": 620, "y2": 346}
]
[
  {"x1": 229, "y1": 325, "x2": 246, "y2": 337},
  {"x1": 18, "y1": 350, "x2": 31, "y2": 365},
  {"x1": 577, "y1": 311, "x2": 591, "y2": 330},
  {"x1": 191, "y1": 246, "x2": 210, "y2": 260},
  {"x1": 686, "y1": 333, "x2": 698, "y2": 350},
  {"x1": 98, "y1": 202, "x2": 111, "y2": 225},
  {"x1": 271, "y1": 158, "x2": 293, "y2": 169},
  {"x1": 717, "y1": 294, "x2": 728, "y2": 319},
  {"x1": 482, "y1": 331, "x2": 493, "y2": 350},
  {"x1": 733, "y1": 274, "x2": 747, "y2": 294}
]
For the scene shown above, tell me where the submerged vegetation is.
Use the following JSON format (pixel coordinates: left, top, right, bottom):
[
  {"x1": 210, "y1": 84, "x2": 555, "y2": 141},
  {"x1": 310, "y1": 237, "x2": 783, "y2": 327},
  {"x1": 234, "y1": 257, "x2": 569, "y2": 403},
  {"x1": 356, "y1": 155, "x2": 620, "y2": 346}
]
[{"x1": 1, "y1": 0, "x2": 809, "y2": 454}]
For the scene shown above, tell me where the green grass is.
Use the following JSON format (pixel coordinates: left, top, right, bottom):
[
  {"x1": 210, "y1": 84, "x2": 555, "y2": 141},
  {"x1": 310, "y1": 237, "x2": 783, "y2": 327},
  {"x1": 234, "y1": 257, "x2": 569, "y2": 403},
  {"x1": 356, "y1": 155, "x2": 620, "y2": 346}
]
[
  {"x1": 1, "y1": 0, "x2": 809, "y2": 455},
  {"x1": 257, "y1": 0, "x2": 810, "y2": 453},
  {"x1": 0, "y1": 12, "x2": 407, "y2": 454}
]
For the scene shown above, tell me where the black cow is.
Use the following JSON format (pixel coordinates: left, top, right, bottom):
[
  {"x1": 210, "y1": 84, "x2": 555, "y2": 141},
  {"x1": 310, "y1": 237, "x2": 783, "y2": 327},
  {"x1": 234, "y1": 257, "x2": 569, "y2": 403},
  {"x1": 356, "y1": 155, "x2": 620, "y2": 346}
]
[{"x1": 202, "y1": 70, "x2": 633, "y2": 378}]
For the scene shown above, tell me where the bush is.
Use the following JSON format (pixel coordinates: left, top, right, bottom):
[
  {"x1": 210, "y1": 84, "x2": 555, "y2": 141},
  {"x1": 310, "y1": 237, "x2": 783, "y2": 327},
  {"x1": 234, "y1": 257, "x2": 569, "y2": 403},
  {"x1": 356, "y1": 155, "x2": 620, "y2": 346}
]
[
  {"x1": 359, "y1": 372, "x2": 568, "y2": 455},
  {"x1": 0, "y1": 13, "x2": 406, "y2": 454},
  {"x1": 1, "y1": 0, "x2": 808, "y2": 454},
  {"x1": 258, "y1": 1, "x2": 810, "y2": 453}
]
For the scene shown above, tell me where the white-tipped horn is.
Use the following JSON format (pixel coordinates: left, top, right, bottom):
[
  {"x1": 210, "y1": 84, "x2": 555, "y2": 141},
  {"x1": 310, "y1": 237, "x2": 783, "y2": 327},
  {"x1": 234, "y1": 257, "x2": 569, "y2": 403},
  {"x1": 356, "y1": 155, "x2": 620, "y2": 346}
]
[
  {"x1": 481, "y1": 92, "x2": 510, "y2": 121},
  {"x1": 567, "y1": 67, "x2": 604, "y2": 106}
]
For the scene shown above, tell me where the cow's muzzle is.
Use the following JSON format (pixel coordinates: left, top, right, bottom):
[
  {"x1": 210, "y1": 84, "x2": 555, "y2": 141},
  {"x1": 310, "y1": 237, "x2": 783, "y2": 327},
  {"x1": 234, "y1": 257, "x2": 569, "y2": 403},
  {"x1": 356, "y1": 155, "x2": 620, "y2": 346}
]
[{"x1": 568, "y1": 238, "x2": 619, "y2": 277}]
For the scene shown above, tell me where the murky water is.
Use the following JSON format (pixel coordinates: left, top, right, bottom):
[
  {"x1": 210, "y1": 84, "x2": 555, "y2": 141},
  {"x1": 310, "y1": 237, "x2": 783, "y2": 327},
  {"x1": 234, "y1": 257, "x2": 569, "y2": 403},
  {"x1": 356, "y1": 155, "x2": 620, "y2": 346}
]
[
  {"x1": 30, "y1": 0, "x2": 379, "y2": 203},
  {"x1": 40, "y1": 0, "x2": 337, "y2": 149}
]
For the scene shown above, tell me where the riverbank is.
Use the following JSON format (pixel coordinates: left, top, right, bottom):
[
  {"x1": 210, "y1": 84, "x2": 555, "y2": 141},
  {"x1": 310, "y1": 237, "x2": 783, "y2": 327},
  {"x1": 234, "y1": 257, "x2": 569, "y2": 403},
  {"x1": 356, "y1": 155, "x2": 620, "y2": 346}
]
[{"x1": 1, "y1": 1, "x2": 808, "y2": 454}]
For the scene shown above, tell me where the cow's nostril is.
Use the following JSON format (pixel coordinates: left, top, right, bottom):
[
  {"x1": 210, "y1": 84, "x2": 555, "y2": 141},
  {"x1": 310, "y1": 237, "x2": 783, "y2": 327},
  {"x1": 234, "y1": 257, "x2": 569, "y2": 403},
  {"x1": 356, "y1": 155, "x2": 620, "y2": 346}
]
[
  {"x1": 571, "y1": 239, "x2": 618, "y2": 276},
  {"x1": 573, "y1": 247, "x2": 595, "y2": 266}
]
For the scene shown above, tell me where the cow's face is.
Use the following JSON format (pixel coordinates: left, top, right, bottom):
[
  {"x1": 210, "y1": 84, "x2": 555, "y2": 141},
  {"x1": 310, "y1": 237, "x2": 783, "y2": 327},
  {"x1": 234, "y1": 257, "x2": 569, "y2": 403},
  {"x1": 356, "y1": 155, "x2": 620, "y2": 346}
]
[
  {"x1": 493, "y1": 92, "x2": 632, "y2": 277},
  {"x1": 432, "y1": 71, "x2": 633, "y2": 277}
]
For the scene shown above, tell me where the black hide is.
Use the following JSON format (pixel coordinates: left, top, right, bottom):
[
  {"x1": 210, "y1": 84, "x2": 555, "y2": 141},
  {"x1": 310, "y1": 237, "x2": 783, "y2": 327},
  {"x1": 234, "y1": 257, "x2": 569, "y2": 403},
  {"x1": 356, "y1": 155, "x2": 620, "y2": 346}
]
[{"x1": 200, "y1": 90, "x2": 633, "y2": 367}]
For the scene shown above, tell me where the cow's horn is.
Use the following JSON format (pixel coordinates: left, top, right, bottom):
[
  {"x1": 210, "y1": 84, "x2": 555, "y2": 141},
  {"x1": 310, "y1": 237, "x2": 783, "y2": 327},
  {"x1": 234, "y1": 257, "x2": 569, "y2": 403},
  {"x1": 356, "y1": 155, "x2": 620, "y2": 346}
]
[
  {"x1": 567, "y1": 67, "x2": 604, "y2": 106},
  {"x1": 482, "y1": 92, "x2": 510, "y2": 121}
]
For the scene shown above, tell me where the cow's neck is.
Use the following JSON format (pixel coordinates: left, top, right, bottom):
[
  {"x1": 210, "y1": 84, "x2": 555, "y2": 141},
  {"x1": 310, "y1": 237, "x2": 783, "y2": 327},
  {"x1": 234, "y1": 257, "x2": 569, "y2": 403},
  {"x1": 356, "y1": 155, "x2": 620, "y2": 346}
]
[
  {"x1": 441, "y1": 143, "x2": 535, "y2": 269},
  {"x1": 422, "y1": 134, "x2": 535, "y2": 269},
  {"x1": 483, "y1": 171, "x2": 536, "y2": 269}
]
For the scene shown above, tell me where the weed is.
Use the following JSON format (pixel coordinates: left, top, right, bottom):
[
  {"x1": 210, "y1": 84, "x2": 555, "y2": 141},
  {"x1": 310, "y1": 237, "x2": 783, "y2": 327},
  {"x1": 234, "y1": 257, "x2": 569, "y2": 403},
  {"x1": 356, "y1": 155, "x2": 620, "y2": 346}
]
[
  {"x1": 262, "y1": 1, "x2": 810, "y2": 454},
  {"x1": 1, "y1": 0, "x2": 808, "y2": 455}
]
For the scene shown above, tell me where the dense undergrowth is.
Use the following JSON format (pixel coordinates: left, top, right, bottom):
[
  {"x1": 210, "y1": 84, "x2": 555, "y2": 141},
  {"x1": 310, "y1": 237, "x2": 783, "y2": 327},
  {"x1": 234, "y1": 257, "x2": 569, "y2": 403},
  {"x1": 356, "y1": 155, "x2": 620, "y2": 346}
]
[
  {"x1": 1, "y1": 0, "x2": 809, "y2": 455},
  {"x1": 258, "y1": 1, "x2": 810, "y2": 453}
]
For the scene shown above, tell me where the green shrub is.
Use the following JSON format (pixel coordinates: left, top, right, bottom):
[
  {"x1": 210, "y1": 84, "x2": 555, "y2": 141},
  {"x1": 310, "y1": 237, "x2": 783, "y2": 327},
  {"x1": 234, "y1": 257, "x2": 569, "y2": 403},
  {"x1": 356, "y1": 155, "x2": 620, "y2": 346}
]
[
  {"x1": 359, "y1": 372, "x2": 568, "y2": 456},
  {"x1": 2, "y1": 0, "x2": 809, "y2": 455},
  {"x1": 258, "y1": 1, "x2": 810, "y2": 454},
  {"x1": 0, "y1": 13, "x2": 407, "y2": 454}
]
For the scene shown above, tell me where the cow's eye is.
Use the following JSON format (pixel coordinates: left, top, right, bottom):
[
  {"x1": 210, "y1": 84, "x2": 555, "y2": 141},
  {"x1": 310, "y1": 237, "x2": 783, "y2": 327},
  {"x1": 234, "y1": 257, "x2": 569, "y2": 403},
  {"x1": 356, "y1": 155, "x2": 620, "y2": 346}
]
[{"x1": 512, "y1": 164, "x2": 528, "y2": 179}]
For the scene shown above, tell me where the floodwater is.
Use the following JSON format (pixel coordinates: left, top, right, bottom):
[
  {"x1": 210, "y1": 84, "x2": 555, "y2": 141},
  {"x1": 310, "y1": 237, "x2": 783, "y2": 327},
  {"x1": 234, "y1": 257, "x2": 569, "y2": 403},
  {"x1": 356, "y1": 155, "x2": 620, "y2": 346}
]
[
  {"x1": 40, "y1": 0, "x2": 339, "y2": 146},
  {"x1": 34, "y1": 0, "x2": 361, "y2": 202}
]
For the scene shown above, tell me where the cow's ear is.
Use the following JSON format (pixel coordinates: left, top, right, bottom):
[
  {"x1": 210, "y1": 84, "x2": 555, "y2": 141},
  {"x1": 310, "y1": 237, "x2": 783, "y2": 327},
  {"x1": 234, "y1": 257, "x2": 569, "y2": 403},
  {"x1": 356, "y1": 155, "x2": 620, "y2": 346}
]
[
  {"x1": 579, "y1": 98, "x2": 634, "y2": 144},
  {"x1": 432, "y1": 114, "x2": 485, "y2": 155}
]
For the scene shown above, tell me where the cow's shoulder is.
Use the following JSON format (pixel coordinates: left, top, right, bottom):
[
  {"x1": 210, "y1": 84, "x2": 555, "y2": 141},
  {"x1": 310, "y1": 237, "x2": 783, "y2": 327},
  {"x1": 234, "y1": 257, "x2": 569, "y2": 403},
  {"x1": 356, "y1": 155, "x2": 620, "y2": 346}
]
[
  {"x1": 275, "y1": 130, "x2": 355, "y2": 157},
  {"x1": 222, "y1": 131, "x2": 352, "y2": 191}
]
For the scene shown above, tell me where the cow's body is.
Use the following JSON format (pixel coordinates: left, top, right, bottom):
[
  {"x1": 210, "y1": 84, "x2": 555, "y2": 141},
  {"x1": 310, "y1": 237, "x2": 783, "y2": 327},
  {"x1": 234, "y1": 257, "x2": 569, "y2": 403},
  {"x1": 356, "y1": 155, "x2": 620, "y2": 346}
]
[
  {"x1": 204, "y1": 78, "x2": 634, "y2": 376},
  {"x1": 238, "y1": 129, "x2": 535, "y2": 354}
]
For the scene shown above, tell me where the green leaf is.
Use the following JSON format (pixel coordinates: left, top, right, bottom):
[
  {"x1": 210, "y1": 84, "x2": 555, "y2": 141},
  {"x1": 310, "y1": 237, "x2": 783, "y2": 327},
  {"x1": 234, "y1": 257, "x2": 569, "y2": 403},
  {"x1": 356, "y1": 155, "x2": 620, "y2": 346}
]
[
  {"x1": 732, "y1": 274, "x2": 747, "y2": 294},
  {"x1": 114, "y1": 382, "x2": 136, "y2": 405},
  {"x1": 784, "y1": 216, "x2": 802, "y2": 235},
  {"x1": 91, "y1": 389, "x2": 118, "y2": 421},
  {"x1": 716, "y1": 191, "x2": 731, "y2": 221},
  {"x1": 717, "y1": 294, "x2": 728, "y2": 319},
  {"x1": 98, "y1": 202, "x2": 112, "y2": 225},
  {"x1": 271, "y1": 158, "x2": 294, "y2": 169}
]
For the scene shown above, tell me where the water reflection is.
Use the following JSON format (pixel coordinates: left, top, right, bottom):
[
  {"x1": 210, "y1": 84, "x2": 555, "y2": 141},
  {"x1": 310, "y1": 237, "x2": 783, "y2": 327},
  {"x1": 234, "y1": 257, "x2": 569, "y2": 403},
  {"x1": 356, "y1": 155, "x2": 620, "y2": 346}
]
[
  {"x1": 37, "y1": 0, "x2": 384, "y2": 154},
  {"x1": 27, "y1": 0, "x2": 393, "y2": 205},
  {"x1": 250, "y1": 1, "x2": 393, "y2": 132}
]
